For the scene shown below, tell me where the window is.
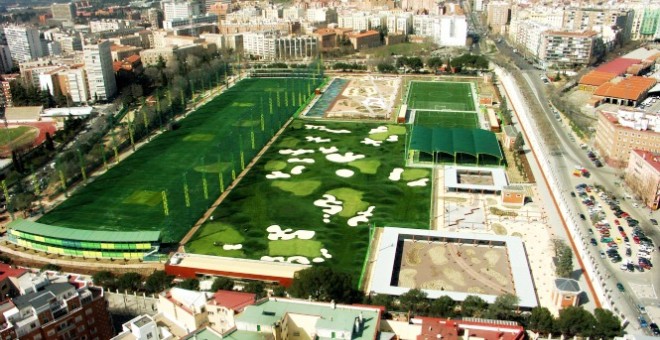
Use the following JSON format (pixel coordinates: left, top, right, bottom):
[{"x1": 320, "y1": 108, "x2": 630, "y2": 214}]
[
  {"x1": 85, "y1": 309, "x2": 93, "y2": 315},
  {"x1": 147, "y1": 333, "x2": 153, "y2": 339},
  {"x1": 75, "y1": 315, "x2": 83, "y2": 322},
  {"x1": 33, "y1": 335, "x2": 42, "y2": 340},
  {"x1": 47, "y1": 329, "x2": 56, "y2": 336},
  {"x1": 87, "y1": 318, "x2": 95, "y2": 325}
]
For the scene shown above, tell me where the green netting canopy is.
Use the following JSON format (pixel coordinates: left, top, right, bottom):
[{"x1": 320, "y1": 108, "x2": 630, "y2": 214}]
[
  {"x1": 410, "y1": 126, "x2": 504, "y2": 165},
  {"x1": 8, "y1": 219, "x2": 160, "y2": 243}
]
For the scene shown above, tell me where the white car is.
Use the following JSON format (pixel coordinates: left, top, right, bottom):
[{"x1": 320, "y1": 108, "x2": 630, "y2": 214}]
[
  {"x1": 620, "y1": 263, "x2": 628, "y2": 271},
  {"x1": 639, "y1": 253, "x2": 652, "y2": 260}
]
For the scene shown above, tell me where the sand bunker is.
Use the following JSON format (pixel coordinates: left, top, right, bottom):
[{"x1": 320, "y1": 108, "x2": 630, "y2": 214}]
[
  {"x1": 321, "y1": 248, "x2": 332, "y2": 259},
  {"x1": 313, "y1": 194, "x2": 343, "y2": 223},
  {"x1": 266, "y1": 171, "x2": 291, "y2": 179},
  {"x1": 386, "y1": 135, "x2": 398, "y2": 142},
  {"x1": 288, "y1": 158, "x2": 315, "y2": 164},
  {"x1": 261, "y1": 256, "x2": 285, "y2": 262},
  {"x1": 388, "y1": 168, "x2": 404, "y2": 181},
  {"x1": 312, "y1": 258, "x2": 325, "y2": 263},
  {"x1": 222, "y1": 244, "x2": 243, "y2": 250},
  {"x1": 369, "y1": 126, "x2": 388, "y2": 134},
  {"x1": 266, "y1": 225, "x2": 315, "y2": 240},
  {"x1": 361, "y1": 138, "x2": 382, "y2": 147},
  {"x1": 287, "y1": 256, "x2": 310, "y2": 265},
  {"x1": 327, "y1": 152, "x2": 365, "y2": 163},
  {"x1": 348, "y1": 206, "x2": 375, "y2": 227},
  {"x1": 279, "y1": 149, "x2": 314, "y2": 156},
  {"x1": 336, "y1": 169, "x2": 355, "y2": 178},
  {"x1": 319, "y1": 146, "x2": 339, "y2": 154},
  {"x1": 306, "y1": 136, "x2": 330, "y2": 143},
  {"x1": 290, "y1": 165, "x2": 305, "y2": 175},
  {"x1": 305, "y1": 125, "x2": 350, "y2": 134},
  {"x1": 407, "y1": 178, "x2": 429, "y2": 187}
]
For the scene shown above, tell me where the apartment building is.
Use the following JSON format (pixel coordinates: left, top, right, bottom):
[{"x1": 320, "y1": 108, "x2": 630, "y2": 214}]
[
  {"x1": 412, "y1": 14, "x2": 467, "y2": 47},
  {"x1": 0, "y1": 282, "x2": 113, "y2": 340},
  {"x1": 594, "y1": 109, "x2": 660, "y2": 168},
  {"x1": 162, "y1": 0, "x2": 201, "y2": 22},
  {"x1": 84, "y1": 40, "x2": 117, "y2": 101},
  {"x1": 347, "y1": 30, "x2": 381, "y2": 50},
  {"x1": 487, "y1": 1, "x2": 510, "y2": 34},
  {"x1": 89, "y1": 19, "x2": 136, "y2": 33},
  {"x1": 0, "y1": 74, "x2": 19, "y2": 107},
  {"x1": 538, "y1": 30, "x2": 596, "y2": 68},
  {"x1": 51, "y1": 2, "x2": 76, "y2": 23},
  {"x1": 625, "y1": 149, "x2": 660, "y2": 210},
  {"x1": 243, "y1": 32, "x2": 317, "y2": 60},
  {"x1": 5, "y1": 25, "x2": 45, "y2": 63}
]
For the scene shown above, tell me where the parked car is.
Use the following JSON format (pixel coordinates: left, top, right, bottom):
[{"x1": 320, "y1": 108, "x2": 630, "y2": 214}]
[
  {"x1": 649, "y1": 323, "x2": 659, "y2": 336},
  {"x1": 579, "y1": 213, "x2": 586, "y2": 220},
  {"x1": 651, "y1": 219, "x2": 658, "y2": 226},
  {"x1": 639, "y1": 316, "x2": 648, "y2": 328},
  {"x1": 638, "y1": 305, "x2": 647, "y2": 314},
  {"x1": 617, "y1": 282, "x2": 625, "y2": 292}
]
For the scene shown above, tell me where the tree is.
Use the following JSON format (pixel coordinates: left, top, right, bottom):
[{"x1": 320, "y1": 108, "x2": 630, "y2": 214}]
[
  {"x1": 461, "y1": 295, "x2": 488, "y2": 317},
  {"x1": 513, "y1": 132, "x2": 524, "y2": 153},
  {"x1": 592, "y1": 308, "x2": 622, "y2": 339},
  {"x1": 44, "y1": 132, "x2": 55, "y2": 151},
  {"x1": 116, "y1": 272, "x2": 143, "y2": 292},
  {"x1": 426, "y1": 57, "x2": 443, "y2": 69},
  {"x1": 554, "y1": 240, "x2": 574, "y2": 278},
  {"x1": 41, "y1": 264, "x2": 61, "y2": 272},
  {"x1": 211, "y1": 277, "x2": 234, "y2": 292},
  {"x1": 368, "y1": 294, "x2": 394, "y2": 310},
  {"x1": 399, "y1": 288, "x2": 428, "y2": 315},
  {"x1": 243, "y1": 281, "x2": 265, "y2": 299},
  {"x1": 485, "y1": 294, "x2": 519, "y2": 320},
  {"x1": 405, "y1": 57, "x2": 424, "y2": 72},
  {"x1": 144, "y1": 270, "x2": 174, "y2": 294},
  {"x1": 429, "y1": 296, "x2": 456, "y2": 317},
  {"x1": 377, "y1": 63, "x2": 397, "y2": 73},
  {"x1": 272, "y1": 285, "x2": 287, "y2": 297},
  {"x1": 557, "y1": 306, "x2": 597, "y2": 337},
  {"x1": 528, "y1": 307, "x2": 555, "y2": 335},
  {"x1": 177, "y1": 278, "x2": 200, "y2": 291},
  {"x1": 92, "y1": 271, "x2": 116, "y2": 290},
  {"x1": 288, "y1": 267, "x2": 359, "y2": 303}
]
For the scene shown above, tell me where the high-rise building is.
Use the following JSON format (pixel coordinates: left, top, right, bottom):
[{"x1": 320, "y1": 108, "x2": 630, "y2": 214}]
[
  {"x1": 0, "y1": 45, "x2": 13, "y2": 73},
  {"x1": 1, "y1": 282, "x2": 114, "y2": 339},
  {"x1": 487, "y1": 1, "x2": 510, "y2": 34},
  {"x1": 4, "y1": 25, "x2": 45, "y2": 63},
  {"x1": 625, "y1": 149, "x2": 660, "y2": 210},
  {"x1": 147, "y1": 8, "x2": 164, "y2": 29},
  {"x1": 84, "y1": 40, "x2": 117, "y2": 101},
  {"x1": 162, "y1": 0, "x2": 201, "y2": 22},
  {"x1": 51, "y1": 2, "x2": 76, "y2": 22}
]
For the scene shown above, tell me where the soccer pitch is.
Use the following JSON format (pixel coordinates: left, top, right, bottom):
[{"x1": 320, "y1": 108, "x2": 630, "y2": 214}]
[
  {"x1": 185, "y1": 120, "x2": 431, "y2": 280},
  {"x1": 39, "y1": 77, "x2": 320, "y2": 243},
  {"x1": 414, "y1": 110, "x2": 479, "y2": 129},
  {"x1": 406, "y1": 81, "x2": 476, "y2": 112}
]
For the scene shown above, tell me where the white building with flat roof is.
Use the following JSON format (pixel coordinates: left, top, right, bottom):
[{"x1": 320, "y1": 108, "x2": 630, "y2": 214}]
[
  {"x1": 5, "y1": 25, "x2": 44, "y2": 63},
  {"x1": 84, "y1": 40, "x2": 117, "y2": 101}
]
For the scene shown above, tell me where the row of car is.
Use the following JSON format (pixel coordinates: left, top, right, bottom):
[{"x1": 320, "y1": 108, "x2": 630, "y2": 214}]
[{"x1": 586, "y1": 150, "x2": 603, "y2": 168}]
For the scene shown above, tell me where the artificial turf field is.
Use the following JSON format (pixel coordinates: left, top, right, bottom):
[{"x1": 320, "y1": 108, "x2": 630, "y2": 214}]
[
  {"x1": 414, "y1": 110, "x2": 479, "y2": 129},
  {"x1": 186, "y1": 120, "x2": 431, "y2": 280},
  {"x1": 39, "y1": 77, "x2": 320, "y2": 243},
  {"x1": 406, "y1": 81, "x2": 476, "y2": 112},
  {"x1": 0, "y1": 126, "x2": 38, "y2": 149}
]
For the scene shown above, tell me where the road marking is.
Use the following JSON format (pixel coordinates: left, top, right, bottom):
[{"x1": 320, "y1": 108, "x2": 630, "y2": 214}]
[{"x1": 630, "y1": 283, "x2": 657, "y2": 299}]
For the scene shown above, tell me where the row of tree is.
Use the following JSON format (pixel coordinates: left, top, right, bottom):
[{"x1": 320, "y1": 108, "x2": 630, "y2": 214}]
[{"x1": 375, "y1": 53, "x2": 490, "y2": 74}]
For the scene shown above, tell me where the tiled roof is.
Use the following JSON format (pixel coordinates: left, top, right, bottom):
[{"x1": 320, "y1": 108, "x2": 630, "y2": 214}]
[
  {"x1": 211, "y1": 290, "x2": 255, "y2": 311},
  {"x1": 579, "y1": 71, "x2": 617, "y2": 87},
  {"x1": 595, "y1": 58, "x2": 641, "y2": 75},
  {"x1": 593, "y1": 76, "x2": 656, "y2": 101}
]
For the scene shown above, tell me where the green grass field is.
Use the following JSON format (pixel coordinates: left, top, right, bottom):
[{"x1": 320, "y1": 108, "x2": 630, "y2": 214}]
[
  {"x1": 414, "y1": 110, "x2": 479, "y2": 129},
  {"x1": 186, "y1": 120, "x2": 431, "y2": 279},
  {"x1": 0, "y1": 126, "x2": 38, "y2": 148},
  {"x1": 406, "y1": 81, "x2": 475, "y2": 112},
  {"x1": 39, "y1": 77, "x2": 321, "y2": 243}
]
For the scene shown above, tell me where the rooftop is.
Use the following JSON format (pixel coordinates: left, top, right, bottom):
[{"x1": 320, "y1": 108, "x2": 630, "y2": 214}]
[
  {"x1": 623, "y1": 47, "x2": 660, "y2": 61},
  {"x1": 168, "y1": 253, "x2": 308, "y2": 280},
  {"x1": 579, "y1": 71, "x2": 617, "y2": 87},
  {"x1": 415, "y1": 317, "x2": 524, "y2": 340},
  {"x1": 544, "y1": 30, "x2": 597, "y2": 37},
  {"x1": 235, "y1": 298, "x2": 381, "y2": 340},
  {"x1": 0, "y1": 264, "x2": 28, "y2": 282},
  {"x1": 12, "y1": 282, "x2": 74, "y2": 310},
  {"x1": 595, "y1": 58, "x2": 642, "y2": 76},
  {"x1": 631, "y1": 149, "x2": 660, "y2": 173},
  {"x1": 212, "y1": 290, "x2": 255, "y2": 311},
  {"x1": 349, "y1": 30, "x2": 379, "y2": 38},
  {"x1": 503, "y1": 125, "x2": 517, "y2": 138},
  {"x1": 554, "y1": 278, "x2": 581, "y2": 293},
  {"x1": 593, "y1": 76, "x2": 656, "y2": 101},
  {"x1": 599, "y1": 109, "x2": 660, "y2": 132},
  {"x1": 9, "y1": 219, "x2": 161, "y2": 243},
  {"x1": 4, "y1": 106, "x2": 43, "y2": 121}
]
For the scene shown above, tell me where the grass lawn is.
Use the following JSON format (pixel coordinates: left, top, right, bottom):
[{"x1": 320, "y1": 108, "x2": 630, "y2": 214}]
[
  {"x1": 407, "y1": 81, "x2": 476, "y2": 112},
  {"x1": 414, "y1": 110, "x2": 479, "y2": 129},
  {"x1": 0, "y1": 126, "x2": 38, "y2": 148},
  {"x1": 186, "y1": 120, "x2": 431, "y2": 280},
  {"x1": 39, "y1": 77, "x2": 321, "y2": 243},
  {"x1": 365, "y1": 42, "x2": 437, "y2": 58}
]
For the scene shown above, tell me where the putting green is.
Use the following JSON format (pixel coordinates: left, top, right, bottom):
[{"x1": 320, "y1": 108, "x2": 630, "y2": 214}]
[
  {"x1": 265, "y1": 160, "x2": 287, "y2": 171},
  {"x1": 194, "y1": 162, "x2": 231, "y2": 174},
  {"x1": 272, "y1": 180, "x2": 321, "y2": 196},
  {"x1": 123, "y1": 190, "x2": 162, "y2": 207},
  {"x1": 278, "y1": 136, "x2": 300, "y2": 148},
  {"x1": 185, "y1": 222, "x2": 245, "y2": 257},
  {"x1": 183, "y1": 134, "x2": 214, "y2": 142},
  {"x1": 389, "y1": 125, "x2": 407, "y2": 135},
  {"x1": 327, "y1": 187, "x2": 368, "y2": 218},
  {"x1": 349, "y1": 159, "x2": 381, "y2": 174},
  {"x1": 402, "y1": 168, "x2": 430, "y2": 181},
  {"x1": 268, "y1": 239, "x2": 323, "y2": 257}
]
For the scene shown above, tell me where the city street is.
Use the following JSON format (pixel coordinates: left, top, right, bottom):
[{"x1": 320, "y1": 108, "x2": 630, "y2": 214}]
[{"x1": 495, "y1": 40, "x2": 660, "y2": 334}]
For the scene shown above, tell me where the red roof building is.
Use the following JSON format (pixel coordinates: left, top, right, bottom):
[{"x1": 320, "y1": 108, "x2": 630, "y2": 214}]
[
  {"x1": 595, "y1": 58, "x2": 642, "y2": 75},
  {"x1": 0, "y1": 263, "x2": 28, "y2": 302},
  {"x1": 211, "y1": 290, "x2": 255, "y2": 312},
  {"x1": 415, "y1": 317, "x2": 525, "y2": 340}
]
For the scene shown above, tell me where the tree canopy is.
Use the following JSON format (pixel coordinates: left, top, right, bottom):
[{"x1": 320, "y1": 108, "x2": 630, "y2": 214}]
[
  {"x1": 288, "y1": 267, "x2": 359, "y2": 303},
  {"x1": 211, "y1": 277, "x2": 234, "y2": 292},
  {"x1": 144, "y1": 270, "x2": 174, "y2": 294}
]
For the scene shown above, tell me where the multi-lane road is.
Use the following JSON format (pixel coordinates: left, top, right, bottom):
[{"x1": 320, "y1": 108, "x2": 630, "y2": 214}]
[{"x1": 495, "y1": 40, "x2": 660, "y2": 334}]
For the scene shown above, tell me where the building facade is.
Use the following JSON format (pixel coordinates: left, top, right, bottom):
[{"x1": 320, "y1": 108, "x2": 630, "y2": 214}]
[
  {"x1": 625, "y1": 149, "x2": 660, "y2": 210},
  {"x1": 487, "y1": 1, "x2": 510, "y2": 34},
  {"x1": 243, "y1": 32, "x2": 317, "y2": 60},
  {"x1": 51, "y1": 2, "x2": 76, "y2": 22},
  {"x1": 594, "y1": 109, "x2": 660, "y2": 168},
  {"x1": 538, "y1": 30, "x2": 596, "y2": 68},
  {"x1": 5, "y1": 26, "x2": 45, "y2": 63},
  {"x1": 84, "y1": 40, "x2": 117, "y2": 101}
]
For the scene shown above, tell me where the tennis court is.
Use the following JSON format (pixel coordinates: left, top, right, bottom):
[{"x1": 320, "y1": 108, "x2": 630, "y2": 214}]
[
  {"x1": 406, "y1": 81, "x2": 476, "y2": 112},
  {"x1": 414, "y1": 110, "x2": 479, "y2": 129}
]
